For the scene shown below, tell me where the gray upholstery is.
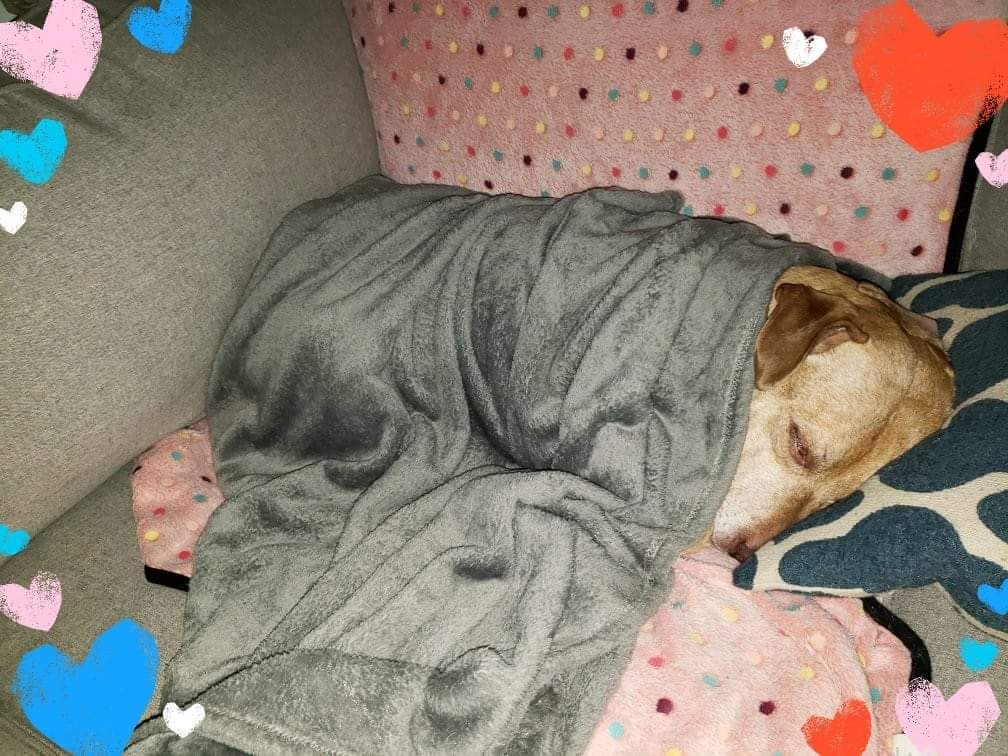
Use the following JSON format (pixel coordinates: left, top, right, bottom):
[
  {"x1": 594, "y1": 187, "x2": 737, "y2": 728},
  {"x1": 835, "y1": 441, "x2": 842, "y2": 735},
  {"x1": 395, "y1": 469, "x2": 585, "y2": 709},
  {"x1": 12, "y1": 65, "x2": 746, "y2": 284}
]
[
  {"x1": 880, "y1": 586, "x2": 1007, "y2": 753},
  {"x1": 0, "y1": 463, "x2": 183, "y2": 754},
  {"x1": 0, "y1": 0, "x2": 379, "y2": 548},
  {"x1": 961, "y1": 105, "x2": 1008, "y2": 272}
]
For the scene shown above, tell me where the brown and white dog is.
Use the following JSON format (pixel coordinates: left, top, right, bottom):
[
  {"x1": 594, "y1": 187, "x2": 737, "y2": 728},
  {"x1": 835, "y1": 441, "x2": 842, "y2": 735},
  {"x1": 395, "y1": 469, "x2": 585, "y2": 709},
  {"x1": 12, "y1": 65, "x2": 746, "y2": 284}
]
[{"x1": 702, "y1": 265, "x2": 955, "y2": 563}]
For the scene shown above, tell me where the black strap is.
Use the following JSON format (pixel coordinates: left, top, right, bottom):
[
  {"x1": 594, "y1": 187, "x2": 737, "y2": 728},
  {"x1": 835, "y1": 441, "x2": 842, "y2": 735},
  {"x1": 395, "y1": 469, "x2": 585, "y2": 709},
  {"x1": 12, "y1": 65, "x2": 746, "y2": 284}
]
[{"x1": 861, "y1": 597, "x2": 931, "y2": 683}]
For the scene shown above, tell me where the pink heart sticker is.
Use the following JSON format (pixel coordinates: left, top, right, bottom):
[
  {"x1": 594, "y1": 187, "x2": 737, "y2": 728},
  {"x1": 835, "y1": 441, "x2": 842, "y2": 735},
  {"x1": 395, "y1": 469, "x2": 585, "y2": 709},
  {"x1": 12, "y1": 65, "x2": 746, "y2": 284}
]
[
  {"x1": 976, "y1": 149, "x2": 1008, "y2": 189},
  {"x1": 896, "y1": 678, "x2": 1001, "y2": 756},
  {"x1": 0, "y1": 572, "x2": 62, "y2": 631},
  {"x1": 0, "y1": 0, "x2": 101, "y2": 100}
]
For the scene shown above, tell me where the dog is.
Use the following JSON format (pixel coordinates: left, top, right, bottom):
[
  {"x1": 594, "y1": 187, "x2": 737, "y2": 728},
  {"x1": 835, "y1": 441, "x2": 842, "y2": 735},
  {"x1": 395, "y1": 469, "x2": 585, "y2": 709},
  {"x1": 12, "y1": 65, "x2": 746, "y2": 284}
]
[{"x1": 699, "y1": 265, "x2": 955, "y2": 563}]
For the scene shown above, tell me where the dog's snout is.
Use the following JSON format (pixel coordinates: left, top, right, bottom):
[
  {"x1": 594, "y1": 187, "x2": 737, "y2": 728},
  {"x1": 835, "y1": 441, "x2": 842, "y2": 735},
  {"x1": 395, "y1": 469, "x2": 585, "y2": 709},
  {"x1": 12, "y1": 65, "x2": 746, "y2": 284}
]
[
  {"x1": 726, "y1": 541, "x2": 754, "y2": 564},
  {"x1": 712, "y1": 534, "x2": 755, "y2": 564}
]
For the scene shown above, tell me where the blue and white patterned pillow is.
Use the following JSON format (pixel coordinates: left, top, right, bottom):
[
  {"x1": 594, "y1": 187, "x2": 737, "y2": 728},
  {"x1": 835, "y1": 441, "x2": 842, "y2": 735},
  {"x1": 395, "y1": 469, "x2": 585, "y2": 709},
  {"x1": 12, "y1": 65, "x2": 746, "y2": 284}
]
[{"x1": 734, "y1": 270, "x2": 1008, "y2": 639}]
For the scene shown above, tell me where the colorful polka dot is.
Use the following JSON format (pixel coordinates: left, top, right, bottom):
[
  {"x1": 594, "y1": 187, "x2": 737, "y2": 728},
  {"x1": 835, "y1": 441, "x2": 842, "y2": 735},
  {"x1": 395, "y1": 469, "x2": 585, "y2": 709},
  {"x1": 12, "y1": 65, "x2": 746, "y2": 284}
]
[
  {"x1": 882, "y1": 167, "x2": 896, "y2": 181},
  {"x1": 153, "y1": 507, "x2": 166, "y2": 516},
  {"x1": 193, "y1": 493, "x2": 207, "y2": 503},
  {"x1": 581, "y1": 163, "x2": 592, "y2": 176},
  {"x1": 682, "y1": 205, "x2": 694, "y2": 216},
  {"x1": 840, "y1": 166, "x2": 854, "y2": 179},
  {"x1": 744, "y1": 202, "x2": 757, "y2": 216},
  {"x1": 178, "y1": 549, "x2": 192, "y2": 560},
  {"x1": 912, "y1": 245, "x2": 924, "y2": 256},
  {"x1": 690, "y1": 631, "x2": 705, "y2": 644},
  {"x1": 638, "y1": 166, "x2": 650, "y2": 179},
  {"x1": 854, "y1": 206, "x2": 869, "y2": 219},
  {"x1": 730, "y1": 165, "x2": 742, "y2": 178},
  {"x1": 800, "y1": 162, "x2": 814, "y2": 176},
  {"x1": 448, "y1": 40, "x2": 459, "y2": 53},
  {"x1": 773, "y1": 78, "x2": 787, "y2": 93},
  {"x1": 594, "y1": 46, "x2": 606, "y2": 61},
  {"x1": 143, "y1": 529, "x2": 160, "y2": 542},
  {"x1": 870, "y1": 122, "x2": 887, "y2": 138},
  {"x1": 608, "y1": 722, "x2": 624, "y2": 739},
  {"x1": 786, "y1": 120, "x2": 801, "y2": 136},
  {"x1": 703, "y1": 84, "x2": 716, "y2": 99},
  {"x1": 434, "y1": 3, "x2": 444, "y2": 16},
  {"x1": 897, "y1": 208, "x2": 910, "y2": 221},
  {"x1": 608, "y1": 87, "x2": 619, "y2": 101},
  {"x1": 547, "y1": 4, "x2": 559, "y2": 17},
  {"x1": 688, "y1": 41, "x2": 702, "y2": 56},
  {"x1": 749, "y1": 123, "x2": 763, "y2": 137},
  {"x1": 814, "y1": 76, "x2": 829, "y2": 91},
  {"x1": 759, "y1": 700, "x2": 776, "y2": 715},
  {"x1": 643, "y1": 1, "x2": 656, "y2": 14},
  {"x1": 926, "y1": 168, "x2": 940, "y2": 182},
  {"x1": 760, "y1": 33, "x2": 774, "y2": 49},
  {"x1": 667, "y1": 750, "x2": 683, "y2": 756},
  {"x1": 579, "y1": 4, "x2": 591, "y2": 19},
  {"x1": 492, "y1": 149, "x2": 503, "y2": 161},
  {"x1": 552, "y1": 159, "x2": 562, "y2": 171},
  {"x1": 800, "y1": 665, "x2": 816, "y2": 680},
  {"x1": 532, "y1": 46, "x2": 543, "y2": 59},
  {"x1": 477, "y1": 114, "x2": 488, "y2": 127},
  {"x1": 702, "y1": 674, "x2": 720, "y2": 687},
  {"x1": 657, "y1": 45, "x2": 669, "y2": 59},
  {"x1": 170, "y1": 450, "x2": 184, "y2": 461},
  {"x1": 779, "y1": 202, "x2": 791, "y2": 214},
  {"x1": 816, "y1": 205, "x2": 829, "y2": 216},
  {"x1": 698, "y1": 165, "x2": 710, "y2": 178},
  {"x1": 647, "y1": 655, "x2": 664, "y2": 667},
  {"x1": 870, "y1": 687, "x2": 882, "y2": 704},
  {"x1": 721, "y1": 607, "x2": 739, "y2": 622},
  {"x1": 683, "y1": 128, "x2": 696, "y2": 142},
  {"x1": 938, "y1": 208, "x2": 952, "y2": 222},
  {"x1": 656, "y1": 697, "x2": 674, "y2": 714},
  {"x1": 764, "y1": 164, "x2": 777, "y2": 178},
  {"x1": 638, "y1": 89, "x2": 651, "y2": 102},
  {"x1": 845, "y1": 29, "x2": 858, "y2": 44},
  {"x1": 827, "y1": 121, "x2": 843, "y2": 136}
]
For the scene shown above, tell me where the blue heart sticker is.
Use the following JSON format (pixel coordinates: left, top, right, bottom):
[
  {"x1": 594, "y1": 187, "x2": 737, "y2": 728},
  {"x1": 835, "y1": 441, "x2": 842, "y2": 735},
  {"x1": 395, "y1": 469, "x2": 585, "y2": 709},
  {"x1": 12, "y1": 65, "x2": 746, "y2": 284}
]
[
  {"x1": 12, "y1": 618, "x2": 159, "y2": 755},
  {"x1": 978, "y1": 578, "x2": 1008, "y2": 615},
  {"x1": 127, "y1": 0, "x2": 192, "y2": 55},
  {"x1": 0, "y1": 119, "x2": 67, "y2": 185},
  {"x1": 959, "y1": 636, "x2": 999, "y2": 672},
  {"x1": 0, "y1": 523, "x2": 31, "y2": 557}
]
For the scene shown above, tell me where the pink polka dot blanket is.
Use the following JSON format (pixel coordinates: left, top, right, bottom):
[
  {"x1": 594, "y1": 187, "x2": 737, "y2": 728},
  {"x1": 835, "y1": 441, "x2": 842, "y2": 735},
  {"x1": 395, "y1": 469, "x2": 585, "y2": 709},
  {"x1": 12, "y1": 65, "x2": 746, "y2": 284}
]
[
  {"x1": 344, "y1": 0, "x2": 1003, "y2": 278},
  {"x1": 129, "y1": 420, "x2": 222, "y2": 585},
  {"x1": 131, "y1": 443, "x2": 914, "y2": 754}
]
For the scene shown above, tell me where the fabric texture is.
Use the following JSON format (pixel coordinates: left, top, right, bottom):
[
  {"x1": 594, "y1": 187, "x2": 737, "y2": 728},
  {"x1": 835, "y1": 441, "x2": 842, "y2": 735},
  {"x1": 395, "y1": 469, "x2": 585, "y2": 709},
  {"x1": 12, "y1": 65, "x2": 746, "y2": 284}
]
[
  {"x1": 129, "y1": 428, "x2": 914, "y2": 755},
  {"x1": 0, "y1": 463, "x2": 187, "y2": 754},
  {"x1": 735, "y1": 270, "x2": 1008, "y2": 639},
  {"x1": 0, "y1": 0, "x2": 379, "y2": 551},
  {"x1": 130, "y1": 420, "x2": 222, "y2": 580},
  {"x1": 879, "y1": 584, "x2": 1007, "y2": 755},
  {"x1": 123, "y1": 175, "x2": 852, "y2": 755},
  {"x1": 344, "y1": 0, "x2": 1004, "y2": 278},
  {"x1": 586, "y1": 546, "x2": 911, "y2": 756}
]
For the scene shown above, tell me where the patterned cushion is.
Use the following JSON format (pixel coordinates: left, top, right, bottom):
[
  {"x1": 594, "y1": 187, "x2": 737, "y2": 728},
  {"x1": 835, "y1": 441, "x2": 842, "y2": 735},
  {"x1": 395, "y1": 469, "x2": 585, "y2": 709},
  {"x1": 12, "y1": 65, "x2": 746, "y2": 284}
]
[
  {"x1": 344, "y1": 0, "x2": 1003, "y2": 276},
  {"x1": 734, "y1": 270, "x2": 1008, "y2": 639}
]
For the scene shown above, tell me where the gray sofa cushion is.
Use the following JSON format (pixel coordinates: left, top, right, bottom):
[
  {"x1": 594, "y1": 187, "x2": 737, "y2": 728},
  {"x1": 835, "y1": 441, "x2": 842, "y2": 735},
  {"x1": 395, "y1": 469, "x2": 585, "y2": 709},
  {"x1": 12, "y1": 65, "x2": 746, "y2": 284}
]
[
  {"x1": 0, "y1": 0, "x2": 379, "y2": 548},
  {"x1": 0, "y1": 463, "x2": 184, "y2": 754}
]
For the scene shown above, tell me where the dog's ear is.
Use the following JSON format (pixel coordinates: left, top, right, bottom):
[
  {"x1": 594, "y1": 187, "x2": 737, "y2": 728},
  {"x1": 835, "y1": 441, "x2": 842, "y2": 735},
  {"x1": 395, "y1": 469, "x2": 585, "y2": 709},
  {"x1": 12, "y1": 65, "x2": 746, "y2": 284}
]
[{"x1": 754, "y1": 283, "x2": 869, "y2": 390}]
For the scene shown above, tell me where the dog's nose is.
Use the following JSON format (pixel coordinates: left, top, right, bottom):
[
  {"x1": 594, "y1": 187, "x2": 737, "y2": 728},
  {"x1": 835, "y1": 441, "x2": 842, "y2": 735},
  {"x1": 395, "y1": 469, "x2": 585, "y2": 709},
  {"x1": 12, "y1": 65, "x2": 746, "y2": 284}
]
[
  {"x1": 712, "y1": 534, "x2": 755, "y2": 564},
  {"x1": 727, "y1": 542, "x2": 755, "y2": 564}
]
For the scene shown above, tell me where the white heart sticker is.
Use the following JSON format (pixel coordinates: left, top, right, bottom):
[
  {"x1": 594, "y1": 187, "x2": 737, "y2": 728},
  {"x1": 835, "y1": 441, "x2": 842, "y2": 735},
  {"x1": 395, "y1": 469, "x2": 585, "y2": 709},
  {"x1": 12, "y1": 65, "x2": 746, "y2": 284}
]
[
  {"x1": 782, "y1": 27, "x2": 828, "y2": 68},
  {"x1": 1, "y1": 201, "x2": 27, "y2": 235},
  {"x1": 163, "y1": 702, "x2": 205, "y2": 739}
]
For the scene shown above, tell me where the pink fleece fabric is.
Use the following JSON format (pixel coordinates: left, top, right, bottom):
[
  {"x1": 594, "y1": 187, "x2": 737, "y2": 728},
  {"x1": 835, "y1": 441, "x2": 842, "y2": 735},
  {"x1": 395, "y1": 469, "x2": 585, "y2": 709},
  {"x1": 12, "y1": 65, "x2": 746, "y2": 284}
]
[
  {"x1": 584, "y1": 546, "x2": 911, "y2": 755},
  {"x1": 343, "y1": 0, "x2": 1004, "y2": 277},
  {"x1": 130, "y1": 420, "x2": 223, "y2": 578},
  {"x1": 131, "y1": 426, "x2": 911, "y2": 752}
]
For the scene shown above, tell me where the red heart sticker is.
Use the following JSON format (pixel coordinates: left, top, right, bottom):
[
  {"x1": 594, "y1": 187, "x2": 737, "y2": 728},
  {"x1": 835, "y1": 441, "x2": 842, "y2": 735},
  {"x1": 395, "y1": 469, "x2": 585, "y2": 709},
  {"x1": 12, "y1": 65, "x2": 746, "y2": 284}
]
[
  {"x1": 802, "y1": 698, "x2": 872, "y2": 756},
  {"x1": 853, "y1": 0, "x2": 1008, "y2": 152}
]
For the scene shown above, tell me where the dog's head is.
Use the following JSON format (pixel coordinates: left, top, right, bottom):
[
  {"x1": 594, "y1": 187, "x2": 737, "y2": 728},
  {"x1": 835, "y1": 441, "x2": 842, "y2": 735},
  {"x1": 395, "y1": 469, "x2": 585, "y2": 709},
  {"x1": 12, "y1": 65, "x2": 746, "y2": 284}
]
[{"x1": 711, "y1": 266, "x2": 955, "y2": 562}]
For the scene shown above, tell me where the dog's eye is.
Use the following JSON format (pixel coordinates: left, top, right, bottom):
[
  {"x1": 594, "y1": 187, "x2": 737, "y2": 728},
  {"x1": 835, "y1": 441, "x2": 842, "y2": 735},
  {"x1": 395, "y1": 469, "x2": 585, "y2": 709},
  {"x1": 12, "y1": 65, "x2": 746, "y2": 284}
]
[{"x1": 789, "y1": 421, "x2": 815, "y2": 469}]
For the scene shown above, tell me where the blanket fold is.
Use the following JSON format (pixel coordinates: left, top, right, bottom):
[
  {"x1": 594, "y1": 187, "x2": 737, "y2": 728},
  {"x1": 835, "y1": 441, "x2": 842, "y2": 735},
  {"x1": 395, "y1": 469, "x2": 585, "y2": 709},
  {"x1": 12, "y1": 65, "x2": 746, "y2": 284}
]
[{"x1": 126, "y1": 176, "x2": 841, "y2": 755}]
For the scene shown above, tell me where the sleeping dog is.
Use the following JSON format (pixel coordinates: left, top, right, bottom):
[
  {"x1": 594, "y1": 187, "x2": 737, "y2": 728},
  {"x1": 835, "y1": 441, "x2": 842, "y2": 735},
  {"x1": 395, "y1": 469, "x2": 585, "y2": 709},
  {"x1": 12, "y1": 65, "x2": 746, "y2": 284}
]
[{"x1": 704, "y1": 265, "x2": 955, "y2": 562}]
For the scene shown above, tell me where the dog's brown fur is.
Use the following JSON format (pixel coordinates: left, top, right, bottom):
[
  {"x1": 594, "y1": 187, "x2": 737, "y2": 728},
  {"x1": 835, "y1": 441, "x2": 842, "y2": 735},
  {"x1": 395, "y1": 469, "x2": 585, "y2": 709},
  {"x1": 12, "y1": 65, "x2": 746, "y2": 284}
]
[{"x1": 701, "y1": 266, "x2": 955, "y2": 562}]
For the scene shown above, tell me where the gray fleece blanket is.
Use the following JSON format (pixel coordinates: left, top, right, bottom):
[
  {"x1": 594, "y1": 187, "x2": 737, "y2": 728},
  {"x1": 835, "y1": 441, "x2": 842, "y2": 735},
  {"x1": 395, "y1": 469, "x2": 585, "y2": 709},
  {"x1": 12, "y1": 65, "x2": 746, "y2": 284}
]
[{"x1": 127, "y1": 176, "x2": 849, "y2": 755}]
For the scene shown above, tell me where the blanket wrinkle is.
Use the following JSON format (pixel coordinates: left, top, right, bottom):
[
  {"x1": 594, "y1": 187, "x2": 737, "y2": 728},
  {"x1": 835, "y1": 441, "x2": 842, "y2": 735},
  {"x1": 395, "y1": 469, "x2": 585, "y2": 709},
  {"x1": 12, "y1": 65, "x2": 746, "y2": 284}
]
[{"x1": 126, "y1": 176, "x2": 849, "y2": 755}]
